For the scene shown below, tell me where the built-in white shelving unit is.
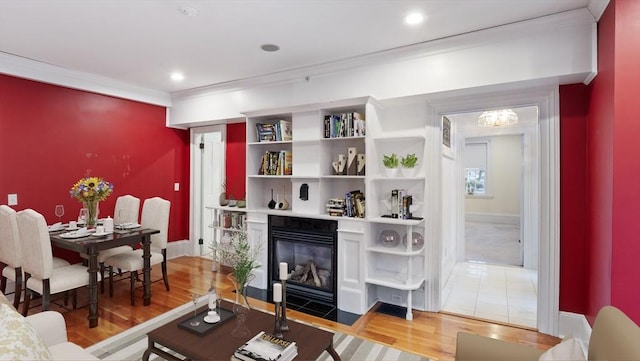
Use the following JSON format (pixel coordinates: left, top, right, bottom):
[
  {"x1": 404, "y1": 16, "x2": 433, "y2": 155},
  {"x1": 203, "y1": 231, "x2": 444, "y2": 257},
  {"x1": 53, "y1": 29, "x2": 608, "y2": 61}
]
[{"x1": 243, "y1": 96, "x2": 429, "y2": 318}]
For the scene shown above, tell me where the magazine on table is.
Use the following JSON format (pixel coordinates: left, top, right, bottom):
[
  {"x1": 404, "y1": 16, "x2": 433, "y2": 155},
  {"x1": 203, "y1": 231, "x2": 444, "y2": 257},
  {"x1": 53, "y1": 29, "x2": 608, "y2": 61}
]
[{"x1": 233, "y1": 331, "x2": 297, "y2": 361}]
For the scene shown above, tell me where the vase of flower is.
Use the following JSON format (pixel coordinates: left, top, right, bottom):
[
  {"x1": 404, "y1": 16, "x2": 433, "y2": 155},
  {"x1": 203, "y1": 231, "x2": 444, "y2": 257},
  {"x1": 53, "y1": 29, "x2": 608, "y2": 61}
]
[
  {"x1": 84, "y1": 201, "x2": 100, "y2": 228},
  {"x1": 70, "y1": 176, "x2": 113, "y2": 229},
  {"x1": 227, "y1": 273, "x2": 255, "y2": 338}
]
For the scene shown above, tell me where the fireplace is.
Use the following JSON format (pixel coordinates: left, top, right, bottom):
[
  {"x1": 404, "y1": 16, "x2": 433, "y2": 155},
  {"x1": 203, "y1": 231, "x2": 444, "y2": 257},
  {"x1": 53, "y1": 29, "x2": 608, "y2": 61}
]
[{"x1": 268, "y1": 215, "x2": 338, "y2": 313}]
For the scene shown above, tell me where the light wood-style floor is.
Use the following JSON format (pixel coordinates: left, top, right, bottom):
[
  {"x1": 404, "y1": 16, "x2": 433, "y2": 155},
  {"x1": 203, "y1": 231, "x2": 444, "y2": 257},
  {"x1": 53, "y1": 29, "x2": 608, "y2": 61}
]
[{"x1": 34, "y1": 256, "x2": 559, "y2": 361}]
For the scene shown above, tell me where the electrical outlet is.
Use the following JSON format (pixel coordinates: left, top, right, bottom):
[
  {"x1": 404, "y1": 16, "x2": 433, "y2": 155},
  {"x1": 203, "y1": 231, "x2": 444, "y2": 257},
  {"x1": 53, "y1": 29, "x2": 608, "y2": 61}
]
[
  {"x1": 391, "y1": 294, "x2": 402, "y2": 303},
  {"x1": 7, "y1": 194, "x2": 17, "y2": 206},
  {"x1": 174, "y1": 183, "x2": 180, "y2": 191}
]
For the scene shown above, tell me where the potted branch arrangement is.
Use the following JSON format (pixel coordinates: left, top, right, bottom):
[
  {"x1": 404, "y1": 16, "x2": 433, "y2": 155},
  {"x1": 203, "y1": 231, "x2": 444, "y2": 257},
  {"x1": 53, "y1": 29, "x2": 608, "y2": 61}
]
[
  {"x1": 400, "y1": 153, "x2": 418, "y2": 177},
  {"x1": 383, "y1": 153, "x2": 399, "y2": 177}
]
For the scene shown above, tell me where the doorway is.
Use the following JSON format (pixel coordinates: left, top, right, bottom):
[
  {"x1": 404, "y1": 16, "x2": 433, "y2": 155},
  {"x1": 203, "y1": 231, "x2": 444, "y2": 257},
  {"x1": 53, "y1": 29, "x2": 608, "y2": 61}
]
[
  {"x1": 440, "y1": 106, "x2": 539, "y2": 329},
  {"x1": 190, "y1": 125, "x2": 226, "y2": 258}
]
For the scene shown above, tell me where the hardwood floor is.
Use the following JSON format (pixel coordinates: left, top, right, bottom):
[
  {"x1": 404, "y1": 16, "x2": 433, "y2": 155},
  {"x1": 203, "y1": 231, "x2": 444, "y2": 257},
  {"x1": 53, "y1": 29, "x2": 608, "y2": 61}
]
[{"x1": 36, "y1": 256, "x2": 559, "y2": 361}]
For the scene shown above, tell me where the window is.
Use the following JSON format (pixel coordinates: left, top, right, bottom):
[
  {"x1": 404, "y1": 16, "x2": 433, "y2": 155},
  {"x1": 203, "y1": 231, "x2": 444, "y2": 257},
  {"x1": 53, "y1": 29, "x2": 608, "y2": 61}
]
[{"x1": 464, "y1": 140, "x2": 490, "y2": 196}]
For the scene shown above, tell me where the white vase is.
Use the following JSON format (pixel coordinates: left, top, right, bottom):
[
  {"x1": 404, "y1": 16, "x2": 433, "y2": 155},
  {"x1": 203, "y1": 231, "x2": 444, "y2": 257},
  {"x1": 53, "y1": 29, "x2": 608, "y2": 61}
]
[
  {"x1": 384, "y1": 168, "x2": 398, "y2": 177},
  {"x1": 401, "y1": 167, "x2": 416, "y2": 177}
]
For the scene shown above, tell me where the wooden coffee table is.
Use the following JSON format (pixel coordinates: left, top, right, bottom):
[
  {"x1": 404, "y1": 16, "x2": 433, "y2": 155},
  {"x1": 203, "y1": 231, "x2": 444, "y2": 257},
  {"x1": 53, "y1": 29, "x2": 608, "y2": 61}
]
[{"x1": 142, "y1": 300, "x2": 340, "y2": 361}]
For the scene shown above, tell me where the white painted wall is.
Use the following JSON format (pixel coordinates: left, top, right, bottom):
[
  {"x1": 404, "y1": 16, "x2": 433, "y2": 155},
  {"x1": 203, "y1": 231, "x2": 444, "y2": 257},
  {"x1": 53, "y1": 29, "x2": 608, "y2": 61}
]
[
  {"x1": 169, "y1": 10, "x2": 596, "y2": 125},
  {"x1": 465, "y1": 135, "x2": 522, "y2": 217}
]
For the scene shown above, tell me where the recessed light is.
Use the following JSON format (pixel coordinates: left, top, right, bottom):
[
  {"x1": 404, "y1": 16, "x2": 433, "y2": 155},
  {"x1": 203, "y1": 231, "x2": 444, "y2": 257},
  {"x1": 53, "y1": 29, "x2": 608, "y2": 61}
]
[
  {"x1": 170, "y1": 72, "x2": 184, "y2": 81},
  {"x1": 405, "y1": 12, "x2": 424, "y2": 25},
  {"x1": 261, "y1": 44, "x2": 280, "y2": 52}
]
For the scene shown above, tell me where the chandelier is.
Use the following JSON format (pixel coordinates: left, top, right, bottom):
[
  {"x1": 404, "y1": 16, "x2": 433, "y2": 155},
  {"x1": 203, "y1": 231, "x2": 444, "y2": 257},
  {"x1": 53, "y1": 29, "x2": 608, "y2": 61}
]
[{"x1": 478, "y1": 109, "x2": 518, "y2": 127}]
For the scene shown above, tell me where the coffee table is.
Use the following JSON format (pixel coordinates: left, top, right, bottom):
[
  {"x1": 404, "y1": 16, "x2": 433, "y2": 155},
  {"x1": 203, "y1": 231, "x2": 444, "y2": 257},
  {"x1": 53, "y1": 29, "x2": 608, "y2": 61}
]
[{"x1": 142, "y1": 300, "x2": 340, "y2": 361}]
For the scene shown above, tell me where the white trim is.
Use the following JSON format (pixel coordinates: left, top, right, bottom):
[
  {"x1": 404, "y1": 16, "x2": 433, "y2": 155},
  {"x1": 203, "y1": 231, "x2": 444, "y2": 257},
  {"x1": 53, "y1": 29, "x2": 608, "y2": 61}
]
[
  {"x1": 588, "y1": 0, "x2": 610, "y2": 21},
  {"x1": 559, "y1": 311, "x2": 591, "y2": 355},
  {"x1": 0, "y1": 52, "x2": 171, "y2": 107},
  {"x1": 465, "y1": 213, "x2": 520, "y2": 225},
  {"x1": 166, "y1": 240, "x2": 190, "y2": 260}
]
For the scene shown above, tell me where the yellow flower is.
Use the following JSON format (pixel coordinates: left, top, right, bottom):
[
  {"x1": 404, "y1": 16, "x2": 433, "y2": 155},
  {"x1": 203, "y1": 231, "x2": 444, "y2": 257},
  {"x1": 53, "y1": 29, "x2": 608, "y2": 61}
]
[{"x1": 70, "y1": 177, "x2": 114, "y2": 203}]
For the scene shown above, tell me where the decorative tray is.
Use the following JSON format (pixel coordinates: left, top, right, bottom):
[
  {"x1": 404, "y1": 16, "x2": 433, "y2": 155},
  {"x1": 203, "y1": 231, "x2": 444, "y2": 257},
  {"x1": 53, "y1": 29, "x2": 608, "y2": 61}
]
[{"x1": 178, "y1": 308, "x2": 235, "y2": 336}]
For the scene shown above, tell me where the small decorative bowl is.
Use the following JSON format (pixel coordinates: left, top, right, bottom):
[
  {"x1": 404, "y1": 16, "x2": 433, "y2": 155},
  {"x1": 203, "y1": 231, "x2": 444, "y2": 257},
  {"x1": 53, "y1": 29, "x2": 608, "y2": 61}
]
[
  {"x1": 403, "y1": 232, "x2": 424, "y2": 250},
  {"x1": 379, "y1": 229, "x2": 400, "y2": 247}
]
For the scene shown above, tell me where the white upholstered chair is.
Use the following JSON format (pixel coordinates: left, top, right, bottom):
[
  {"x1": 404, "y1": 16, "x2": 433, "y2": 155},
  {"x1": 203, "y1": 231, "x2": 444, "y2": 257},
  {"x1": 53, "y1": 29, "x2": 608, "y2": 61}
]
[
  {"x1": 97, "y1": 194, "x2": 141, "y2": 293},
  {"x1": 17, "y1": 209, "x2": 97, "y2": 315},
  {"x1": 1, "y1": 206, "x2": 70, "y2": 310},
  {"x1": 105, "y1": 197, "x2": 170, "y2": 305},
  {"x1": 0, "y1": 205, "x2": 24, "y2": 310},
  {"x1": 113, "y1": 194, "x2": 140, "y2": 225}
]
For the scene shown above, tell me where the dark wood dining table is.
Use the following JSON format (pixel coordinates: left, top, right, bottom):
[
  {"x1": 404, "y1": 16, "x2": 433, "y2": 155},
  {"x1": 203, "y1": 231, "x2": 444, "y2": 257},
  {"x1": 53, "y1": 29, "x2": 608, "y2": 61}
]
[{"x1": 49, "y1": 228, "x2": 160, "y2": 328}]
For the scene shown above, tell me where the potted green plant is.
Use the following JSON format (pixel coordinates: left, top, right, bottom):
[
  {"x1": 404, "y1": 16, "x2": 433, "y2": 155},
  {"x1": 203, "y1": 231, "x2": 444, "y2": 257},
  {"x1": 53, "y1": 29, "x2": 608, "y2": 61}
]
[
  {"x1": 382, "y1": 153, "x2": 399, "y2": 177},
  {"x1": 400, "y1": 153, "x2": 418, "y2": 177}
]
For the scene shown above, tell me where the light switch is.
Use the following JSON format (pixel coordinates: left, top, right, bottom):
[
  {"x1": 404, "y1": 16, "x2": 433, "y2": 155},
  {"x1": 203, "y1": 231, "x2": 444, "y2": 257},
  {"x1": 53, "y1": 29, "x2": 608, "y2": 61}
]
[
  {"x1": 7, "y1": 194, "x2": 17, "y2": 206},
  {"x1": 174, "y1": 183, "x2": 180, "y2": 191}
]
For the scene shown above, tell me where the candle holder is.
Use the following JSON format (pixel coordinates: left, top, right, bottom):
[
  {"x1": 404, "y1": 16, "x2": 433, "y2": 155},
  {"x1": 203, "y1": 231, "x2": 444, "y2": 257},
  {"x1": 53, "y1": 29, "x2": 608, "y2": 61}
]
[
  {"x1": 273, "y1": 301, "x2": 284, "y2": 338},
  {"x1": 280, "y1": 279, "x2": 289, "y2": 332}
]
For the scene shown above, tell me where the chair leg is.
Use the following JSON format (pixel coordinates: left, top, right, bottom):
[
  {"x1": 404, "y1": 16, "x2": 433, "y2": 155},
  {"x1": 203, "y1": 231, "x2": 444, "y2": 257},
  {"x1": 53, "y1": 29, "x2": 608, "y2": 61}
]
[
  {"x1": 130, "y1": 270, "x2": 137, "y2": 306},
  {"x1": 42, "y1": 279, "x2": 50, "y2": 312},
  {"x1": 72, "y1": 289, "x2": 78, "y2": 309},
  {"x1": 162, "y1": 250, "x2": 170, "y2": 291},
  {"x1": 63, "y1": 290, "x2": 69, "y2": 306},
  {"x1": 100, "y1": 262, "x2": 105, "y2": 294},
  {"x1": 0, "y1": 262, "x2": 7, "y2": 293},
  {"x1": 13, "y1": 267, "x2": 22, "y2": 310},
  {"x1": 21, "y1": 273, "x2": 31, "y2": 316},
  {"x1": 109, "y1": 266, "x2": 114, "y2": 297}
]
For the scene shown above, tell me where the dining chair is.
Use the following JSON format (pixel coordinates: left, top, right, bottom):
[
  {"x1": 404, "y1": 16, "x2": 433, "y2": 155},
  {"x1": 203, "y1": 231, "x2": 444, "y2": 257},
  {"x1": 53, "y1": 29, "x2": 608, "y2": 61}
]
[
  {"x1": 17, "y1": 209, "x2": 97, "y2": 315},
  {"x1": 105, "y1": 197, "x2": 170, "y2": 305},
  {"x1": 97, "y1": 194, "x2": 141, "y2": 294},
  {"x1": 1, "y1": 205, "x2": 72, "y2": 310}
]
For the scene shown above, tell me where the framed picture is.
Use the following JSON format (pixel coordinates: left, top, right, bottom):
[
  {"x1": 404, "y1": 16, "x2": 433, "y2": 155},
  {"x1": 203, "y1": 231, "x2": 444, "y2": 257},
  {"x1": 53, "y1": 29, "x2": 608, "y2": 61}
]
[{"x1": 442, "y1": 115, "x2": 456, "y2": 159}]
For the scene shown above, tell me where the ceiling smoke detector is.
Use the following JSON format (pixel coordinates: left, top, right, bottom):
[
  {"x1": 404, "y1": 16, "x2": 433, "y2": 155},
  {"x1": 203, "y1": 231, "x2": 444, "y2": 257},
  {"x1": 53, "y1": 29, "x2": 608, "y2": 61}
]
[{"x1": 178, "y1": 6, "x2": 198, "y2": 17}]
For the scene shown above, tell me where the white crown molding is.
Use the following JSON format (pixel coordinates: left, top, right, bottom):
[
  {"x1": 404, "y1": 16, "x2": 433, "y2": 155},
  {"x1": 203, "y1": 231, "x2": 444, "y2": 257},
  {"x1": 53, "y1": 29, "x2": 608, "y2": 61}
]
[
  {"x1": 172, "y1": 8, "x2": 596, "y2": 101},
  {"x1": 588, "y1": 0, "x2": 610, "y2": 21},
  {"x1": 0, "y1": 52, "x2": 171, "y2": 107}
]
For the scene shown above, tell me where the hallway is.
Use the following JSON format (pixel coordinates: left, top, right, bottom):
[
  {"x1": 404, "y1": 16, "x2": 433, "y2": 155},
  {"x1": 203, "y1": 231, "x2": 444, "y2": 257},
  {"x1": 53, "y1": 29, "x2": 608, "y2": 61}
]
[{"x1": 441, "y1": 262, "x2": 537, "y2": 329}]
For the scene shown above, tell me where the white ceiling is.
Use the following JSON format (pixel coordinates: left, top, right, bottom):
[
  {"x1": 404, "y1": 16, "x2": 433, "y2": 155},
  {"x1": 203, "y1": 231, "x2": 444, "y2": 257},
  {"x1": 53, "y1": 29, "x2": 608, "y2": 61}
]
[{"x1": 0, "y1": 0, "x2": 603, "y2": 94}]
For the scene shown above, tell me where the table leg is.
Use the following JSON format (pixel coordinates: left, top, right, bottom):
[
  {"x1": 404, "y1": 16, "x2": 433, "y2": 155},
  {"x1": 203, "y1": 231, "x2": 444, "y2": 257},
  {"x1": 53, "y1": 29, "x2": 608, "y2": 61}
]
[
  {"x1": 326, "y1": 337, "x2": 341, "y2": 361},
  {"x1": 142, "y1": 235, "x2": 151, "y2": 306},
  {"x1": 86, "y1": 248, "x2": 99, "y2": 328}
]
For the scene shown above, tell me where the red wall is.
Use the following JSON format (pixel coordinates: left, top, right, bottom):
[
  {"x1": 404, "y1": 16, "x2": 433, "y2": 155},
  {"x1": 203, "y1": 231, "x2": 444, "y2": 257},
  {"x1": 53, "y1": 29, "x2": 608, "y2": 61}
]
[
  {"x1": 608, "y1": 0, "x2": 640, "y2": 323},
  {"x1": 559, "y1": 84, "x2": 589, "y2": 314},
  {"x1": 0, "y1": 75, "x2": 190, "y2": 256},
  {"x1": 225, "y1": 122, "x2": 246, "y2": 200},
  {"x1": 581, "y1": 0, "x2": 640, "y2": 324}
]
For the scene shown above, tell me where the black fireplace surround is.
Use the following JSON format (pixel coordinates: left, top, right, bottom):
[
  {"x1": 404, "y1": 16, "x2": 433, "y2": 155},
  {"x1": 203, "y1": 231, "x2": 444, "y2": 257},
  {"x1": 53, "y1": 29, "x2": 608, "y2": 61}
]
[{"x1": 268, "y1": 215, "x2": 338, "y2": 316}]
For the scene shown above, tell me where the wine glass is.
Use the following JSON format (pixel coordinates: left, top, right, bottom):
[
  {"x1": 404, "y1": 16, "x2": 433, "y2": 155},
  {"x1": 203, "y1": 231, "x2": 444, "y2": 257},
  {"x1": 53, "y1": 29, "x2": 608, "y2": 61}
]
[
  {"x1": 78, "y1": 208, "x2": 89, "y2": 225},
  {"x1": 190, "y1": 294, "x2": 200, "y2": 326},
  {"x1": 54, "y1": 205, "x2": 64, "y2": 223}
]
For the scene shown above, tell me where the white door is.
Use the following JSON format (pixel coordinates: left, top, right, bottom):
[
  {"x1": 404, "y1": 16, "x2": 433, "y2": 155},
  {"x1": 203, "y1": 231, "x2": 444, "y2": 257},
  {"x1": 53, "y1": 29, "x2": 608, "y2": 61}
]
[{"x1": 191, "y1": 125, "x2": 226, "y2": 257}]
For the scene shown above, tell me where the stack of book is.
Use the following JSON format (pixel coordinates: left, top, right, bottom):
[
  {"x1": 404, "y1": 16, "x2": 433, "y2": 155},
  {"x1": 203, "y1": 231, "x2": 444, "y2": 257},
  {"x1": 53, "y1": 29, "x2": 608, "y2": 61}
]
[
  {"x1": 344, "y1": 190, "x2": 365, "y2": 218},
  {"x1": 255, "y1": 120, "x2": 292, "y2": 142},
  {"x1": 326, "y1": 198, "x2": 345, "y2": 217},
  {"x1": 232, "y1": 331, "x2": 297, "y2": 361}
]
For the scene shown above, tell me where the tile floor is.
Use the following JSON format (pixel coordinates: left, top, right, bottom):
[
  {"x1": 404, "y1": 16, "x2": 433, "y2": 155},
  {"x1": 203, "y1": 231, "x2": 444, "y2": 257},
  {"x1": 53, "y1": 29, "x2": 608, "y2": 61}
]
[{"x1": 441, "y1": 261, "x2": 538, "y2": 329}]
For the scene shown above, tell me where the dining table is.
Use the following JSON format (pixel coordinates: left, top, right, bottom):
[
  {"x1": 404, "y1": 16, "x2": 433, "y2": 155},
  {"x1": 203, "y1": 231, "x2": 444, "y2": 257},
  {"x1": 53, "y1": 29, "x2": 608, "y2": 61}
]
[{"x1": 49, "y1": 227, "x2": 160, "y2": 328}]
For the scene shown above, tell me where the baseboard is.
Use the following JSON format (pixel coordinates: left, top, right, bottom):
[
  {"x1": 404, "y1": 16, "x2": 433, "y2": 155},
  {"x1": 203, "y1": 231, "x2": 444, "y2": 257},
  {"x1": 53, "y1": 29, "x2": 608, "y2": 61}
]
[
  {"x1": 559, "y1": 311, "x2": 591, "y2": 354},
  {"x1": 465, "y1": 212, "x2": 520, "y2": 225},
  {"x1": 166, "y1": 240, "x2": 190, "y2": 260}
]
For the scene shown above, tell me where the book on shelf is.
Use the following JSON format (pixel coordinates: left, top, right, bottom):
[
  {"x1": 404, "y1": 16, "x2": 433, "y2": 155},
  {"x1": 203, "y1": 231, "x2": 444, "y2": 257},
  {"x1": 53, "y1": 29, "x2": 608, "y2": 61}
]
[
  {"x1": 256, "y1": 120, "x2": 292, "y2": 142},
  {"x1": 258, "y1": 150, "x2": 291, "y2": 176},
  {"x1": 323, "y1": 112, "x2": 366, "y2": 138},
  {"x1": 278, "y1": 120, "x2": 292, "y2": 141},
  {"x1": 233, "y1": 331, "x2": 297, "y2": 361},
  {"x1": 256, "y1": 123, "x2": 276, "y2": 142}
]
